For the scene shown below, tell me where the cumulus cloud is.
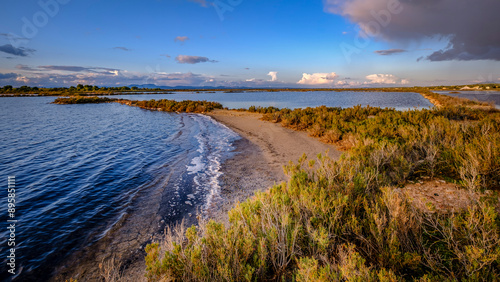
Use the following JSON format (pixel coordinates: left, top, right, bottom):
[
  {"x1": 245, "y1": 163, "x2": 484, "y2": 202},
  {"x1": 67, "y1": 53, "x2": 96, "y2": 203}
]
[
  {"x1": 365, "y1": 74, "x2": 409, "y2": 85},
  {"x1": 374, "y1": 48, "x2": 406, "y2": 56},
  {"x1": 0, "y1": 44, "x2": 35, "y2": 57},
  {"x1": 335, "y1": 79, "x2": 362, "y2": 87},
  {"x1": 175, "y1": 55, "x2": 217, "y2": 64},
  {"x1": 324, "y1": 0, "x2": 500, "y2": 61},
  {"x1": 267, "y1": 71, "x2": 278, "y2": 82},
  {"x1": 174, "y1": 36, "x2": 190, "y2": 43},
  {"x1": 297, "y1": 72, "x2": 338, "y2": 85},
  {"x1": 113, "y1": 47, "x2": 131, "y2": 51}
]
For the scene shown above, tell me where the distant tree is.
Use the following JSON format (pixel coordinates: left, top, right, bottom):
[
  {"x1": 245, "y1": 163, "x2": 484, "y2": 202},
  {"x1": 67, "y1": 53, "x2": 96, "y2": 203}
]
[
  {"x1": 131, "y1": 86, "x2": 139, "y2": 90},
  {"x1": 19, "y1": 86, "x2": 31, "y2": 92},
  {"x1": 77, "y1": 84, "x2": 84, "y2": 90},
  {"x1": 3, "y1": 85, "x2": 13, "y2": 91}
]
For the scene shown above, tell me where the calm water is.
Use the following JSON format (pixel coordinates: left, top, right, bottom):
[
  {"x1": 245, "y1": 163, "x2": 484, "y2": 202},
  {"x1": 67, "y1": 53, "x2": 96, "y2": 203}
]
[
  {"x1": 0, "y1": 97, "x2": 239, "y2": 280},
  {"x1": 0, "y1": 92, "x2": 432, "y2": 280},
  {"x1": 436, "y1": 91, "x2": 500, "y2": 108},
  {"x1": 109, "y1": 91, "x2": 434, "y2": 110}
]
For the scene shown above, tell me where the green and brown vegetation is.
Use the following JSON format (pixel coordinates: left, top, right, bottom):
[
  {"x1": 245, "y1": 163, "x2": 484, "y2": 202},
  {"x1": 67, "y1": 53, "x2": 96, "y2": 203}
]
[
  {"x1": 0, "y1": 84, "x2": 172, "y2": 96},
  {"x1": 2, "y1": 83, "x2": 499, "y2": 97},
  {"x1": 53, "y1": 97, "x2": 223, "y2": 113},
  {"x1": 144, "y1": 103, "x2": 500, "y2": 281},
  {"x1": 120, "y1": 99, "x2": 224, "y2": 113},
  {"x1": 53, "y1": 96, "x2": 117, "y2": 104},
  {"x1": 420, "y1": 91, "x2": 494, "y2": 108}
]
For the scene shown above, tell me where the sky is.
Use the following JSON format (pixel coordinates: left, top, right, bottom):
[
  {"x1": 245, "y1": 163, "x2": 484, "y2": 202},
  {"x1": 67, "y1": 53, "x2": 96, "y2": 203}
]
[{"x1": 0, "y1": 0, "x2": 499, "y2": 88}]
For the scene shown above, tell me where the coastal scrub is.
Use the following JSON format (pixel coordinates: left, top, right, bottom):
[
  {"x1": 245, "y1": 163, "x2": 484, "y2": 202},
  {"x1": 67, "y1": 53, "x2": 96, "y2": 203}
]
[{"x1": 144, "y1": 103, "x2": 500, "y2": 281}]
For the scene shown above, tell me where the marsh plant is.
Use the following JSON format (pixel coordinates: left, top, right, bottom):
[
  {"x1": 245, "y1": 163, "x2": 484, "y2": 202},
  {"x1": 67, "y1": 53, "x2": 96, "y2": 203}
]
[{"x1": 145, "y1": 95, "x2": 499, "y2": 281}]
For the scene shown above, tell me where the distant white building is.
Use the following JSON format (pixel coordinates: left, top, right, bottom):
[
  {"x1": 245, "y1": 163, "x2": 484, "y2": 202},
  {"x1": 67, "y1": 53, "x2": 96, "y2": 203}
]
[{"x1": 460, "y1": 86, "x2": 480, "y2": 90}]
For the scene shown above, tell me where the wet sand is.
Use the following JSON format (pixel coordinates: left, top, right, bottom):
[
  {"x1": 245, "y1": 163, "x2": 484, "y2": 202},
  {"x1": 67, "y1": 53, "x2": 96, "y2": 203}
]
[{"x1": 53, "y1": 109, "x2": 341, "y2": 281}]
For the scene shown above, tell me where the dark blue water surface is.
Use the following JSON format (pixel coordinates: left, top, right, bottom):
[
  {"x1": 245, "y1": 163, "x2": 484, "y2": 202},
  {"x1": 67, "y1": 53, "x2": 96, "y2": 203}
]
[
  {"x1": 0, "y1": 97, "x2": 239, "y2": 280},
  {"x1": 109, "y1": 91, "x2": 434, "y2": 110}
]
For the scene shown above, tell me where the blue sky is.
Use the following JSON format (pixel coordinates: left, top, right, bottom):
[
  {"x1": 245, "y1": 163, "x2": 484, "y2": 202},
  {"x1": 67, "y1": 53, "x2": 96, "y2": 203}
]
[{"x1": 0, "y1": 0, "x2": 499, "y2": 87}]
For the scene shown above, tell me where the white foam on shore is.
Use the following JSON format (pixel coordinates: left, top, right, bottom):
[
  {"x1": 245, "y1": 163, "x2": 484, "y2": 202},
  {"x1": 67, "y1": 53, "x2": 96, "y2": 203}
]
[
  {"x1": 185, "y1": 114, "x2": 240, "y2": 214},
  {"x1": 186, "y1": 156, "x2": 205, "y2": 174}
]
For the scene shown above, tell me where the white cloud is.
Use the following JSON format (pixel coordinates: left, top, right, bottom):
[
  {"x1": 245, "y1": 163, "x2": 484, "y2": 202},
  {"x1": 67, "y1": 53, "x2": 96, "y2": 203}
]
[
  {"x1": 267, "y1": 71, "x2": 278, "y2": 82},
  {"x1": 174, "y1": 36, "x2": 190, "y2": 43},
  {"x1": 297, "y1": 72, "x2": 338, "y2": 85},
  {"x1": 335, "y1": 80, "x2": 361, "y2": 87},
  {"x1": 365, "y1": 74, "x2": 409, "y2": 85}
]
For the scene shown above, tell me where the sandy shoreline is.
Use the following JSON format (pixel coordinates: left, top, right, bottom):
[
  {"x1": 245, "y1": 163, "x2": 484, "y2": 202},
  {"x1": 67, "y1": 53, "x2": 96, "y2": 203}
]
[
  {"x1": 208, "y1": 110, "x2": 341, "y2": 174},
  {"x1": 207, "y1": 110, "x2": 341, "y2": 222},
  {"x1": 54, "y1": 110, "x2": 340, "y2": 281}
]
